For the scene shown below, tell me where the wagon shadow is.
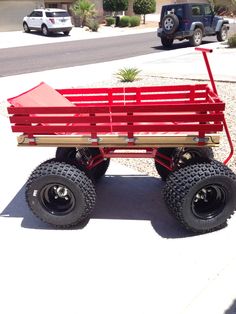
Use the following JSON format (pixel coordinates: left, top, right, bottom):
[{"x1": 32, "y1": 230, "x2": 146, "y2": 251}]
[{"x1": 0, "y1": 175, "x2": 192, "y2": 238}]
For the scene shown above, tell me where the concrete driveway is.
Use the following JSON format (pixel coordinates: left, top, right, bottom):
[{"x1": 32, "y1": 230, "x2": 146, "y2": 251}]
[{"x1": 1, "y1": 108, "x2": 236, "y2": 314}]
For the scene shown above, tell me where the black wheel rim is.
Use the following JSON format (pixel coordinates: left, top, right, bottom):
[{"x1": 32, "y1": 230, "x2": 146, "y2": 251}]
[
  {"x1": 191, "y1": 184, "x2": 226, "y2": 219},
  {"x1": 40, "y1": 183, "x2": 76, "y2": 216}
]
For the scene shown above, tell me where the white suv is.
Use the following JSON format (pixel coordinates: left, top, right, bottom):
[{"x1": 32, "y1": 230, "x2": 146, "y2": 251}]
[{"x1": 23, "y1": 8, "x2": 73, "y2": 36}]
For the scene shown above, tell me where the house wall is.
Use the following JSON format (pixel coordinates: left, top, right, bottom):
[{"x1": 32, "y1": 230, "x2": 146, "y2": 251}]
[{"x1": 0, "y1": 0, "x2": 44, "y2": 31}]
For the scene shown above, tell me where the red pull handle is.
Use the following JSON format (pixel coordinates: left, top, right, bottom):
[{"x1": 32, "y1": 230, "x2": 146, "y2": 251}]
[{"x1": 195, "y1": 47, "x2": 213, "y2": 53}]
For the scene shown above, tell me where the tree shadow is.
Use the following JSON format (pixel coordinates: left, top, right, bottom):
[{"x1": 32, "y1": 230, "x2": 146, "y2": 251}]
[
  {"x1": 225, "y1": 299, "x2": 236, "y2": 314},
  {"x1": 0, "y1": 174, "x2": 193, "y2": 238},
  {"x1": 152, "y1": 39, "x2": 216, "y2": 51}
]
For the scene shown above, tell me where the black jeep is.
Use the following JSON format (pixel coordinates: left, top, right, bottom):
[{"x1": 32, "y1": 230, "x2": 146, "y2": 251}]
[{"x1": 157, "y1": 2, "x2": 229, "y2": 48}]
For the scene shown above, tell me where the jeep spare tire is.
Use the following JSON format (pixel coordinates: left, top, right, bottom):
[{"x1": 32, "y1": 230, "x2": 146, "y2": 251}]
[{"x1": 162, "y1": 14, "x2": 179, "y2": 34}]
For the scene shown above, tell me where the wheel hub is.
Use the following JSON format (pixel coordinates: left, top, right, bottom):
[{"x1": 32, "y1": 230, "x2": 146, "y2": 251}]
[
  {"x1": 164, "y1": 18, "x2": 174, "y2": 30},
  {"x1": 41, "y1": 183, "x2": 75, "y2": 215},
  {"x1": 191, "y1": 184, "x2": 226, "y2": 220}
]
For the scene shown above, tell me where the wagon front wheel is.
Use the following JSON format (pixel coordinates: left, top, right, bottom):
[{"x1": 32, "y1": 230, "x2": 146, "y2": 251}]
[
  {"x1": 163, "y1": 160, "x2": 236, "y2": 233},
  {"x1": 26, "y1": 161, "x2": 96, "y2": 228}
]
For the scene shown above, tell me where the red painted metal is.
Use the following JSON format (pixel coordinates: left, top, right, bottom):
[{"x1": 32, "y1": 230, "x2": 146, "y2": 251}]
[{"x1": 195, "y1": 47, "x2": 218, "y2": 95}]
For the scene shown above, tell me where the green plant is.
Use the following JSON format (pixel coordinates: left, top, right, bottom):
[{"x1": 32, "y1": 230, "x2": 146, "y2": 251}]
[
  {"x1": 129, "y1": 15, "x2": 141, "y2": 27},
  {"x1": 133, "y1": 0, "x2": 156, "y2": 24},
  {"x1": 116, "y1": 67, "x2": 141, "y2": 82},
  {"x1": 228, "y1": 33, "x2": 236, "y2": 47},
  {"x1": 119, "y1": 16, "x2": 130, "y2": 27},
  {"x1": 103, "y1": 0, "x2": 128, "y2": 12},
  {"x1": 71, "y1": 0, "x2": 96, "y2": 27},
  {"x1": 105, "y1": 16, "x2": 115, "y2": 26},
  {"x1": 87, "y1": 18, "x2": 100, "y2": 31}
]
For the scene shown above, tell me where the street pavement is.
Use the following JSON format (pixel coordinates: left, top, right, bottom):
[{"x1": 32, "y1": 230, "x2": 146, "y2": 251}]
[{"x1": 0, "y1": 19, "x2": 236, "y2": 314}]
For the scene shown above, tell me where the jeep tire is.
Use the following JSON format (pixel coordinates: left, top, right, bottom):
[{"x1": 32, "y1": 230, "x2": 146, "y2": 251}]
[
  {"x1": 162, "y1": 14, "x2": 179, "y2": 35},
  {"x1": 217, "y1": 25, "x2": 228, "y2": 42},
  {"x1": 189, "y1": 28, "x2": 203, "y2": 46},
  {"x1": 161, "y1": 36, "x2": 174, "y2": 48}
]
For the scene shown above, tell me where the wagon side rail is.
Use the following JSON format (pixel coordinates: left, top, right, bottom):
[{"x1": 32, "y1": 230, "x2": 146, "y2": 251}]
[{"x1": 8, "y1": 95, "x2": 225, "y2": 150}]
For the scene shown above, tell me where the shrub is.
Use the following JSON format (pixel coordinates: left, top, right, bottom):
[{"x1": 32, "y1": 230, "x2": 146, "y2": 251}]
[
  {"x1": 71, "y1": 0, "x2": 96, "y2": 27},
  {"x1": 133, "y1": 0, "x2": 156, "y2": 24},
  {"x1": 228, "y1": 33, "x2": 236, "y2": 47},
  {"x1": 103, "y1": 0, "x2": 128, "y2": 12},
  {"x1": 129, "y1": 15, "x2": 141, "y2": 27},
  {"x1": 105, "y1": 16, "x2": 115, "y2": 26},
  {"x1": 119, "y1": 16, "x2": 130, "y2": 27},
  {"x1": 87, "y1": 18, "x2": 100, "y2": 31},
  {"x1": 116, "y1": 67, "x2": 141, "y2": 82}
]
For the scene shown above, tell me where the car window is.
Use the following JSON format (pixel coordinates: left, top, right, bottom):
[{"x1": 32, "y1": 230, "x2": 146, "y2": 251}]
[
  {"x1": 29, "y1": 11, "x2": 38, "y2": 17},
  {"x1": 163, "y1": 5, "x2": 184, "y2": 18},
  {"x1": 191, "y1": 5, "x2": 201, "y2": 16},
  {"x1": 46, "y1": 11, "x2": 69, "y2": 18},
  {"x1": 35, "y1": 11, "x2": 43, "y2": 17},
  {"x1": 204, "y1": 4, "x2": 212, "y2": 15}
]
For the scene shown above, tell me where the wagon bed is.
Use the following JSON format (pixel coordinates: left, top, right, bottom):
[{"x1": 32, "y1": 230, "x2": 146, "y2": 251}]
[{"x1": 7, "y1": 82, "x2": 225, "y2": 146}]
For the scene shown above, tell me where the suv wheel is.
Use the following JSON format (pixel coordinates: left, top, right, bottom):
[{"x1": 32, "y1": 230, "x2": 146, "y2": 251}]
[
  {"x1": 162, "y1": 14, "x2": 179, "y2": 35},
  {"x1": 189, "y1": 28, "x2": 203, "y2": 46},
  {"x1": 23, "y1": 22, "x2": 30, "y2": 33},
  {"x1": 217, "y1": 25, "x2": 228, "y2": 42},
  {"x1": 161, "y1": 36, "x2": 174, "y2": 48},
  {"x1": 42, "y1": 24, "x2": 49, "y2": 36}
]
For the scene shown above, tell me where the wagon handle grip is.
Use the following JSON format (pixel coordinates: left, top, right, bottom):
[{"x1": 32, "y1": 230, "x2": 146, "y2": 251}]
[{"x1": 195, "y1": 47, "x2": 217, "y2": 95}]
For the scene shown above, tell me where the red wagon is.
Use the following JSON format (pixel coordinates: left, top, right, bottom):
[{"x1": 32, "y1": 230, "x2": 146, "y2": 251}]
[{"x1": 7, "y1": 48, "x2": 236, "y2": 233}]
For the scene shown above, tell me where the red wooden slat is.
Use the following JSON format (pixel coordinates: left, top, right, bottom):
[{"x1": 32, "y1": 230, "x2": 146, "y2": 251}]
[
  {"x1": 65, "y1": 91, "x2": 208, "y2": 103},
  {"x1": 66, "y1": 95, "x2": 109, "y2": 102},
  {"x1": 111, "y1": 113, "x2": 224, "y2": 123},
  {"x1": 110, "y1": 103, "x2": 225, "y2": 113},
  {"x1": 10, "y1": 115, "x2": 111, "y2": 124},
  {"x1": 112, "y1": 124, "x2": 223, "y2": 133},
  {"x1": 7, "y1": 106, "x2": 110, "y2": 115},
  {"x1": 12, "y1": 124, "x2": 111, "y2": 133},
  {"x1": 57, "y1": 87, "x2": 110, "y2": 95}
]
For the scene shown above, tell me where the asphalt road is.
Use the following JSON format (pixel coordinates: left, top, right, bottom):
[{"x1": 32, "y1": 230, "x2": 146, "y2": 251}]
[{"x1": 0, "y1": 31, "x2": 219, "y2": 77}]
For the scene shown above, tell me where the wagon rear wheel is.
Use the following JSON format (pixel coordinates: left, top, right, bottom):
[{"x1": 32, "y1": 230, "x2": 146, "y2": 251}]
[
  {"x1": 26, "y1": 161, "x2": 96, "y2": 228},
  {"x1": 163, "y1": 160, "x2": 236, "y2": 233},
  {"x1": 55, "y1": 147, "x2": 110, "y2": 181},
  {"x1": 155, "y1": 147, "x2": 213, "y2": 181}
]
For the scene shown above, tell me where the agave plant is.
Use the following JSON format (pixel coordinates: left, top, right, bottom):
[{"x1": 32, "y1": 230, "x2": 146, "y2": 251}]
[{"x1": 116, "y1": 67, "x2": 141, "y2": 82}]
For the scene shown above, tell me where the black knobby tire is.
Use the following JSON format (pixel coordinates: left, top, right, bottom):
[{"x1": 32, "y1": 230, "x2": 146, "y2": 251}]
[
  {"x1": 64, "y1": 31, "x2": 70, "y2": 36},
  {"x1": 155, "y1": 147, "x2": 214, "y2": 181},
  {"x1": 163, "y1": 160, "x2": 236, "y2": 233},
  {"x1": 56, "y1": 147, "x2": 110, "y2": 181},
  {"x1": 23, "y1": 22, "x2": 30, "y2": 33},
  {"x1": 189, "y1": 28, "x2": 203, "y2": 46},
  {"x1": 162, "y1": 14, "x2": 179, "y2": 35},
  {"x1": 161, "y1": 36, "x2": 174, "y2": 48},
  {"x1": 26, "y1": 161, "x2": 96, "y2": 228},
  {"x1": 217, "y1": 25, "x2": 228, "y2": 42}
]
